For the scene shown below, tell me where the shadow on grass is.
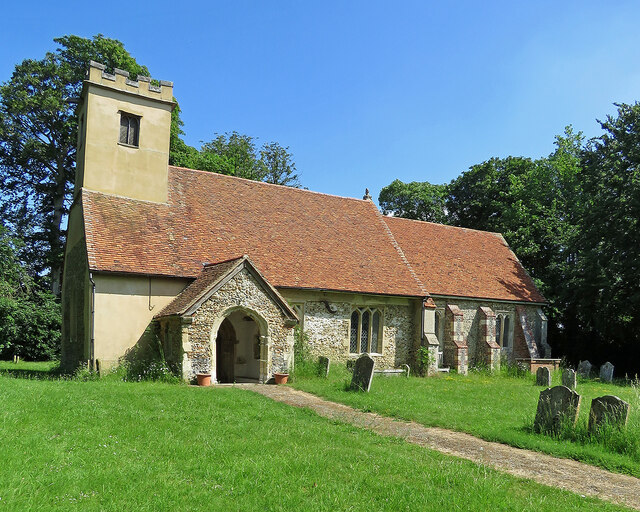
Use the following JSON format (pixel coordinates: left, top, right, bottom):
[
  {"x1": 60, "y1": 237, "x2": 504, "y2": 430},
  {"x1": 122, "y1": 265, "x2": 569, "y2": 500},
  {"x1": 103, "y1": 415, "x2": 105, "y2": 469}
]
[{"x1": 0, "y1": 365, "x2": 65, "y2": 381}]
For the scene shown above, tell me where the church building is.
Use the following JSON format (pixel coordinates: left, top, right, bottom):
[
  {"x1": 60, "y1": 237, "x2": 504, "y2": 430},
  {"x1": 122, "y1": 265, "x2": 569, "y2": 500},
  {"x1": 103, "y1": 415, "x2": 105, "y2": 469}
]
[{"x1": 61, "y1": 62, "x2": 551, "y2": 382}]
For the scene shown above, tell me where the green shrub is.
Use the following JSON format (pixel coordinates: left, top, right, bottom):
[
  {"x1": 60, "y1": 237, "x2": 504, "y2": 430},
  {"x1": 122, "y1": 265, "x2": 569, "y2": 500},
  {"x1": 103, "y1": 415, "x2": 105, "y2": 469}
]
[
  {"x1": 289, "y1": 326, "x2": 318, "y2": 380},
  {"x1": 415, "y1": 345, "x2": 434, "y2": 377}
]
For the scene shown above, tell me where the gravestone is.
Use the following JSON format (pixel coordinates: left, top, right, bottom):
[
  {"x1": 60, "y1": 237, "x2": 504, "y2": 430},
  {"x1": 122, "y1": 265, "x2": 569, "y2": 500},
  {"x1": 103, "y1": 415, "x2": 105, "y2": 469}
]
[
  {"x1": 561, "y1": 369, "x2": 577, "y2": 390},
  {"x1": 589, "y1": 395, "x2": 629, "y2": 431},
  {"x1": 536, "y1": 367, "x2": 551, "y2": 386},
  {"x1": 599, "y1": 362, "x2": 614, "y2": 383},
  {"x1": 317, "y1": 356, "x2": 330, "y2": 378},
  {"x1": 534, "y1": 385, "x2": 581, "y2": 433},
  {"x1": 577, "y1": 360, "x2": 592, "y2": 378},
  {"x1": 350, "y1": 354, "x2": 375, "y2": 392}
]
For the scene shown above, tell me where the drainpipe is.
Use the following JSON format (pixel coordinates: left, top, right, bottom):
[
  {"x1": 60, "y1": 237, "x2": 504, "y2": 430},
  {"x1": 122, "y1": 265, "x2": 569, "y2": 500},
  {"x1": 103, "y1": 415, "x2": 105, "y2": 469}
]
[
  {"x1": 89, "y1": 272, "x2": 96, "y2": 369},
  {"x1": 421, "y1": 298, "x2": 427, "y2": 346}
]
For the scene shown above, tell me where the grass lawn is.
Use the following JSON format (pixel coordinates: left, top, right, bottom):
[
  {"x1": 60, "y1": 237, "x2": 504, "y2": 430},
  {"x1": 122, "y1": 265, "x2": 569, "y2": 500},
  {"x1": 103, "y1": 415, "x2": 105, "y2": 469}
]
[
  {"x1": 0, "y1": 370, "x2": 632, "y2": 511},
  {"x1": 291, "y1": 366, "x2": 640, "y2": 478}
]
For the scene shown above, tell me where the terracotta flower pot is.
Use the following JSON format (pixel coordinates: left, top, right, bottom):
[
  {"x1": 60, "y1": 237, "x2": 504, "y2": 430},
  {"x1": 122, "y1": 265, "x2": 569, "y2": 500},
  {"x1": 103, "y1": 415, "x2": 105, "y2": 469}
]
[
  {"x1": 273, "y1": 372, "x2": 289, "y2": 385},
  {"x1": 197, "y1": 373, "x2": 212, "y2": 386}
]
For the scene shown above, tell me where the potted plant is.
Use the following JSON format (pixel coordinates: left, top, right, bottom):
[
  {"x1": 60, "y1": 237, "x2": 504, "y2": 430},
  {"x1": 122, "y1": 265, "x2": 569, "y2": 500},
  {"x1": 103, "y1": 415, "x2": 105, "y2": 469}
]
[
  {"x1": 273, "y1": 371, "x2": 289, "y2": 385},
  {"x1": 196, "y1": 372, "x2": 212, "y2": 386}
]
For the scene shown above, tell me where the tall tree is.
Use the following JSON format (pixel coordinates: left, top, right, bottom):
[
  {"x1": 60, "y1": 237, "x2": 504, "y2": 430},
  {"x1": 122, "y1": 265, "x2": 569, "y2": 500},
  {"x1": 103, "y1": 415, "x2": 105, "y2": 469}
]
[
  {"x1": 172, "y1": 131, "x2": 302, "y2": 187},
  {"x1": 0, "y1": 35, "x2": 152, "y2": 293},
  {"x1": 258, "y1": 142, "x2": 300, "y2": 186},
  {"x1": 0, "y1": 226, "x2": 60, "y2": 360},
  {"x1": 378, "y1": 179, "x2": 448, "y2": 223},
  {"x1": 571, "y1": 103, "x2": 640, "y2": 367}
]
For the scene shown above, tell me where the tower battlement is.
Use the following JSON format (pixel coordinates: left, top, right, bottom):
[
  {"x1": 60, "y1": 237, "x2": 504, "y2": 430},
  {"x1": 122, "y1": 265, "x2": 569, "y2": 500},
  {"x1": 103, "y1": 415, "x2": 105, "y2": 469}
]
[{"x1": 86, "y1": 61, "x2": 174, "y2": 103}]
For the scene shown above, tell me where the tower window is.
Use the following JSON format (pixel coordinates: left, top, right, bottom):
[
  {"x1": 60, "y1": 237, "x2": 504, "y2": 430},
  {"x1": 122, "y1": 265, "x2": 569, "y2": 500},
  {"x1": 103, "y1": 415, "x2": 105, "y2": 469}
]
[{"x1": 119, "y1": 112, "x2": 140, "y2": 147}]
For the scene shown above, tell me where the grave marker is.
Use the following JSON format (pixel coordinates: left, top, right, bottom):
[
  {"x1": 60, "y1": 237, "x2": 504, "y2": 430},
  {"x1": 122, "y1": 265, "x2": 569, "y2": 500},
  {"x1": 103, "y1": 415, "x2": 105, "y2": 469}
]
[
  {"x1": 588, "y1": 395, "x2": 629, "y2": 431},
  {"x1": 317, "y1": 356, "x2": 330, "y2": 378},
  {"x1": 534, "y1": 385, "x2": 581, "y2": 434},
  {"x1": 536, "y1": 367, "x2": 551, "y2": 386},
  {"x1": 577, "y1": 360, "x2": 592, "y2": 378},
  {"x1": 599, "y1": 362, "x2": 614, "y2": 383},
  {"x1": 561, "y1": 369, "x2": 577, "y2": 390},
  {"x1": 350, "y1": 354, "x2": 375, "y2": 392}
]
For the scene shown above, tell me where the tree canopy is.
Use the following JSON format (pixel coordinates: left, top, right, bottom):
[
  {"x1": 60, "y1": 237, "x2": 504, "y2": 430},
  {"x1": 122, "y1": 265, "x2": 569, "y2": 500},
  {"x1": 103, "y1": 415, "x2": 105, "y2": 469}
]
[
  {"x1": 379, "y1": 117, "x2": 640, "y2": 373},
  {"x1": 171, "y1": 131, "x2": 301, "y2": 187},
  {"x1": 0, "y1": 35, "x2": 153, "y2": 293}
]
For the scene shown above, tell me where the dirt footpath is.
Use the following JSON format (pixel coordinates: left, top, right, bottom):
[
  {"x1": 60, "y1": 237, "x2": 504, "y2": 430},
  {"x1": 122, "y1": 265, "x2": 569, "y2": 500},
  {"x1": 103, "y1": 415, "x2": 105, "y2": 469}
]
[{"x1": 237, "y1": 384, "x2": 640, "y2": 510}]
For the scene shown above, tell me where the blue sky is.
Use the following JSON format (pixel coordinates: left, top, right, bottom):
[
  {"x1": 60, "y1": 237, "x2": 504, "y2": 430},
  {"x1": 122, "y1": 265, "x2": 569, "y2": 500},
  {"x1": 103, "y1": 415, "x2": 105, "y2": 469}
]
[{"x1": 2, "y1": 1, "x2": 640, "y2": 201}]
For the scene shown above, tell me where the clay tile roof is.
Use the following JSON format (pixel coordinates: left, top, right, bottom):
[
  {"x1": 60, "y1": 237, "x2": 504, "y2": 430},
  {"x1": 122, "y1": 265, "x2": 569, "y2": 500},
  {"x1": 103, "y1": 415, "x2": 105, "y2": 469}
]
[
  {"x1": 82, "y1": 167, "x2": 426, "y2": 297},
  {"x1": 155, "y1": 255, "x2": 299, "y2": 319},
  {"x1": 383, "y1": 216, "x2": 546, "y2": 303},
  {"x1": 156, "y1": 257, "x2": 244, "y2": 318}
]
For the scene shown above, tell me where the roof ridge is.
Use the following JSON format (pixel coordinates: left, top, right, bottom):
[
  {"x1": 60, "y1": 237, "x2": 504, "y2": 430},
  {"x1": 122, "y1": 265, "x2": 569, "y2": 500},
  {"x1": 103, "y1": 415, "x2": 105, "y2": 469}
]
[
  {"x1": 168, "y1": 166, "x2": 371, "y2": 204},
  {"x1": 372, "y1": 204, "x2": 429, "y2": 297},
  {"x1": 385, "y1": 215, "x2": 504, "y2": 237}
]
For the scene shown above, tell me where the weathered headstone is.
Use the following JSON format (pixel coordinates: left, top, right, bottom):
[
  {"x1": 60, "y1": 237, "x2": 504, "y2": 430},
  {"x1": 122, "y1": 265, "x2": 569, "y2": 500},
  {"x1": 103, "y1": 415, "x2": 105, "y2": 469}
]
[
  {"x1": 536, "y1": 366, "x2": 551, "y2": 386},
  {"x1": 599, "y1": 362, "x2": 614, "y2": 383},
  {"x1": 350, "y1": 354, "x2": 375, "y2": 392},
  {"x1": 577, "y1": 360, "x2": 592, "y2": 378},
  {"x1": 317, "y1": 356, "x2": 330, "y2": 378},
  {"x1": 561, "y1": 369, "x2": 577, "y2": 390},
  {"x1": 588, "y1": 395, "x2": 629, "y2": 431},
  {"x1": 534, "y1": 385, "x2": 581, "y2": 433}
]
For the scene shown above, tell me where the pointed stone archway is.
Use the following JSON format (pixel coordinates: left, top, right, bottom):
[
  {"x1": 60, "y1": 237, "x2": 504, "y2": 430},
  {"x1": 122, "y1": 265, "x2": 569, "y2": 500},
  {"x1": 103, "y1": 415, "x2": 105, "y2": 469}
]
[{"x1": 211, "y1": 306, "x2": 269, "y2": 383}]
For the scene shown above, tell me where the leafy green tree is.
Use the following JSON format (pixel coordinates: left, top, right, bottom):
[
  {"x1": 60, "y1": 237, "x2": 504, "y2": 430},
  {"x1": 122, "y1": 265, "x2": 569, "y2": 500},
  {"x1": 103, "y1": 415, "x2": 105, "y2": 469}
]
[
  {"x1": 0, "y1": 34, "x2": 152, "y2": 293},
  {"x1": 0, "y1": 227, "x2": 60, "y2": 360},
  {"x1": 570, "y1": 103, "x2": 640, "y2": 365},
  {"x1": 378, "y1": 179, "x2": 448, "y2": 223},
  {"x1": 258, "y1": 142, "x2": 300, "y2": 186},
  {"x1": 174, "y1": 131, "x2": 301, "y2": 187}
]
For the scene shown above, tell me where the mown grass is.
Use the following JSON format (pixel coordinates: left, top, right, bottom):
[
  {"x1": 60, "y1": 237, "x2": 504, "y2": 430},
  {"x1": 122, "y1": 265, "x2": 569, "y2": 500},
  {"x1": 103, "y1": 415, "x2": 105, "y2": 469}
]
[
  {"x1": 0, "y1": 371, "x2": 632, "y2": 511},
  {"x1": 291, "y1": 365, "x2": 640, "y2": 478}
]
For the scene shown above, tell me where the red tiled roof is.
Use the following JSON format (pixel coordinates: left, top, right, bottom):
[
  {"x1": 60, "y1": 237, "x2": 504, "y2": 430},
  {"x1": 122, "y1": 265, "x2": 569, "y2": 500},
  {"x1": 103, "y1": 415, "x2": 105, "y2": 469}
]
[
  {"x1": 383, "y1": 216, "x2": 545, "y2": 303},
  {"x1": 82, "y1": 167, "x2": 426, "y2": 297},
  {"x1": 155, "y1": 257, "x2": 244, "y2": 318},
  {"x1": 155, "y1": 255, "x2": 299, "y2": 319}
]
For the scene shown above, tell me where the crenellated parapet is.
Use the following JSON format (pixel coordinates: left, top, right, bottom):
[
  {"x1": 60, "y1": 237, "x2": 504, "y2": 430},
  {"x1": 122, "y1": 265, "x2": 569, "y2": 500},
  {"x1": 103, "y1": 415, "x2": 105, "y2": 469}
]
[{"x1": 86, "y1": 61, "x2": 174, "y2": 103}]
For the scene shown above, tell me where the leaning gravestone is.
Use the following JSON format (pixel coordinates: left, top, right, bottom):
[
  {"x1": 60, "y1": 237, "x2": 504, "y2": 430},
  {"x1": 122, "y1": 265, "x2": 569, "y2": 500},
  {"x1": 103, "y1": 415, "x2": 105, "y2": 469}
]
[
  {"x1": 350, "y1": 354, "x2": 375, "y2": 392},
  {"x1": 536, "y1": 367, "x2": 551, "y2": 386},
  {"x1": 534, "y1": 385, "x2": 581, "y2": 434},
  {"x1": 588, "y1": 395, "x2": 630, "y2": 431},
  {"x1": 577, "y1": 360, "x2": 592, "y2": 378},
  {"x1": 317, "y1": 356, "x2": 330, "y2": 378},
  {"x1": 562, "y1": 369, "x2": 577, "y2": 390},
  {"x1": 599, "y1": 362, "x2": 614, "y2": 383}
]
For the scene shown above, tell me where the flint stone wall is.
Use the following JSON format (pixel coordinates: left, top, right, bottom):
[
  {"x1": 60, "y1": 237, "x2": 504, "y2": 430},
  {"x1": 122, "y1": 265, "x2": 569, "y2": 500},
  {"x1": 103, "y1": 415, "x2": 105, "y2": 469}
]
[
  {"x1": 296, "y1": 298, "x2": 417, "y2": 369},
  {"x1": 433, "y1": 298, "x2": 542, "y2": 366},
  {"x1": 184, "y1": 269, "x2": 294, "y2": 381}
]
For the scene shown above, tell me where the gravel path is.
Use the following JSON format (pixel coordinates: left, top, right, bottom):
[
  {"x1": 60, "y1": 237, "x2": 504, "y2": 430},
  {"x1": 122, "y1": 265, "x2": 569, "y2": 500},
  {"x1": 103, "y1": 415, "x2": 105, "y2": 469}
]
[{"x1": 236, "y1": 384, "x2": 640, "y2": 510}]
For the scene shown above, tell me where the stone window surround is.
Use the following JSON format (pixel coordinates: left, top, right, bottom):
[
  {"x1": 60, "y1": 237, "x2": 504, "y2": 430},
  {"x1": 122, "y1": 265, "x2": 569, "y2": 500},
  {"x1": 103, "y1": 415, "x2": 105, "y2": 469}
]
[
  {"x1": 349, "y1": 307, "x2": 384, "y2": 356},
  {"x1": 118, "y1": 111, "x2": 140, "y2": 147},
  {"x1": 495, "y1": 311, "x2": 514, "y2": 348}
]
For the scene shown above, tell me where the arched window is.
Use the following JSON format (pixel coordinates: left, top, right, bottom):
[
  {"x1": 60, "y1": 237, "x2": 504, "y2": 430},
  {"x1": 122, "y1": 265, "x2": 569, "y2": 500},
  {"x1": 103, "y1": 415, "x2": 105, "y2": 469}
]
[
  {"x1": 495, "y1": 313, "x2": 513, "y2": 348},
  {"x1": 349, "y1": 308, "x2": 383, "y2": 354}
]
